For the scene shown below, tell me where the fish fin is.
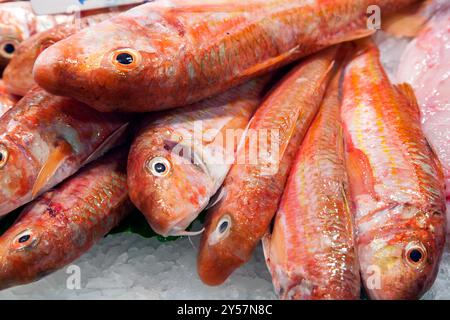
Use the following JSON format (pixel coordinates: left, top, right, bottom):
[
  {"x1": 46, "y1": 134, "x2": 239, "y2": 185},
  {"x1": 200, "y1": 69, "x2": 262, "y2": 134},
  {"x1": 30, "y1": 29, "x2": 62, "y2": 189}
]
[
  {"x1": 345, "y1": 147, "x2": 377, "y2": 200},
  {"x1": 82, "y1": 123, "x2": 129, "y2": 166},
  {"x1": 382, "y1": 1, "x2": 429, "y2": 37},
  {"x1": 325, "y1": 28, "x2": 376, "y2": 47},
  {"x1": 262, "y1": 232, "x2": 276, "y2": 275},
  {"x1": 171, "y1": 228, "x2": 205, "y2": 237},
  {"x1": 31, "y1": 140, "x2": 73, "y2": 198},
  {"x1": 205, "y1": 187, "x2": 227, "y2": 211},
  {"x1": 240, "y1": 45, "x2": 301, "y2": 79},
  {"x1": 394, "y1": 83, "x2": 421, "y2": 119}
]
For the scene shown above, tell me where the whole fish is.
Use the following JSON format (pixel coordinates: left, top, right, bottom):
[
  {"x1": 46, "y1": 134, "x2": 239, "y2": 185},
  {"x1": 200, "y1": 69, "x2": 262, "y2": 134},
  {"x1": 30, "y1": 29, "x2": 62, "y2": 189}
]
[
  {"x1": 0, "y1": 2, "x2": 74, "y2": 69},
  {"x1": 263, "y1": 68, "x2": 360, "y2": 300},
  {"x1": 127, "y1": 77, "x2": 269, "y2": 237},
  {"x1": 197, "y1": 46, "x2": 339, "y2": 286},
  {"x1": 33, "y1": 0, "x2": 420, "y2": 113},
  {"x1": 0, "y1": 86, "x2": 129, "y2": 217},
  {"x1": 0, "y1": 80, "x2": 18, "y2": 116},
  {"x1": 341, "y1": 39, "x2": 446, "y2": 300},
  {"x1": 397, "y1": 7, "x2": 450, "y2": 232},
  {"x1": 3, "y1": 6, "x2": 135, "y2": 96},
  {"x1": 0, "y1": 148, "x2": 132, "y2": 290}
]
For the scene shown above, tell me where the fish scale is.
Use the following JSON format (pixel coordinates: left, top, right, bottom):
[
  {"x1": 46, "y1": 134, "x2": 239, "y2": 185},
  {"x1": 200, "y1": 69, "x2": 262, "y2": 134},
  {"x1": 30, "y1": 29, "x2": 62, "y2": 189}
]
[{"x1": 33, "y1": 0, "x2": 419, "y2": 112}]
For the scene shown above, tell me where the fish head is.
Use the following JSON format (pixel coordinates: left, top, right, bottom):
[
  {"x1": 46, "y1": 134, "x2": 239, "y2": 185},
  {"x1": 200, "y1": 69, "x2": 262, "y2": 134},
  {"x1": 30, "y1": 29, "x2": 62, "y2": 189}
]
[
  {"x1": 197, "y1": 198, "x2": 254, "y2": 286},
  {"x1": 128, "y1": 126, "x2": 215, "y2": 237},
  {"x1": 4, "y1": 24, "x2": 76, "y2": 96},
  {"x1": 0, "y1": 138, "x2": 37, "y2": 216},
  {"x1": 359, "y1": 205, "x2": 446, "y2": 300},
  {"x1": 0, "y1": 209, "x2": 49, "y2": 289},
  {"x1": 33, "y1": 17, "x2": 159, "y2": 112}
]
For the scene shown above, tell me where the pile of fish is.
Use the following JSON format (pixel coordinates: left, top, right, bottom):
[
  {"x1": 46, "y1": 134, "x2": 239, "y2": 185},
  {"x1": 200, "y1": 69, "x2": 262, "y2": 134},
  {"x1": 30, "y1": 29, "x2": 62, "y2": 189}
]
[{"x1": 0, "y1": 0, "x2": 448, "y2": 300}]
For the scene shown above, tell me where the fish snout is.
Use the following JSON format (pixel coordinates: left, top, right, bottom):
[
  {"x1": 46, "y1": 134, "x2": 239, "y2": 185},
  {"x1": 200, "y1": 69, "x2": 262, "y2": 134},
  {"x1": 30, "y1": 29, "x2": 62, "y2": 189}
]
[{"x1": 33, "y1": 43, "x2": 72, "y2": 96}]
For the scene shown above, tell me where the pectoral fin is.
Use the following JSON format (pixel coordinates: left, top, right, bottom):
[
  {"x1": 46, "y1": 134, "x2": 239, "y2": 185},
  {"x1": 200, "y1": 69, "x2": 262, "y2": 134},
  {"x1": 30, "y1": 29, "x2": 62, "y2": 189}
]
[
  {"x1": 82, "y1": 123, "x2": 129, "y2": 166},
  {"x1": 31, "y1": 140, "x2": 73, "y2": 198},
  {"x1": 240, "y1": 45, "x2": 300, "y2": 79}
]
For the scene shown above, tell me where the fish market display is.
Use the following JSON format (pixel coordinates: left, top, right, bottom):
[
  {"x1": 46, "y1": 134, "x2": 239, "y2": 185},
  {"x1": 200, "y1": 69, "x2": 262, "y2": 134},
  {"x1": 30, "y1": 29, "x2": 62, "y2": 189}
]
[
  {"x1": 197, "y1": 46, "x2": 339, "y2": 286},
  {"x1": 263, "y1": 68, "x2": 360, "y2": 300},
  {"x1": 33, "y1": 0, "x2": 419, "y2": 113},
  {"x1": 0, "y1": 86, "x2": 129, "y2": 217},
  {"x1": 397, "y1": 7, "x2": 450, "y2": 232},
  {"x1": 3, "y1": 6, "x2": 133, "y2": 96},
  {"x1": 0, "y1": 0, "x2": 447, "y2": 300},
  {"x1": 0, "y1": 2, "x2": 74, "y2": 70},
  {"x1": 127, "y1": 77, "x2": 269, "y2": 237},
  {"x1": 341, "y1": 39, "x2": 446, "y2": 300},
  {"x1": 0, "y1": 79, "x2": 18, "y2": 116},
  {"x1": 0, "y1": 148, "x2": 132, "y2": 290}
]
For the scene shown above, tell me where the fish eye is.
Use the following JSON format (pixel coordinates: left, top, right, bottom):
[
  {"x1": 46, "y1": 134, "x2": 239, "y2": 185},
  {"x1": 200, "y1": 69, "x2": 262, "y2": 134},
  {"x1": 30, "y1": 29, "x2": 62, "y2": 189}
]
[
  {"x1": 11, "y1": 229, "x2": 39, "y2": 251},
  {"x1": 0, "y1": 39, "x2": 19, "y2": 59},
  {"x1": 404, "y1": 241, "x2": 427, "y2": 268},
  {"x1": 0, "y1": 144, "x2": 9, "y2": 169},
  {"x1": 146, "y1": 156, "x2": 171, "y2": 177},
  {"x1": 111, "y1": 48, "x2": 141, "y2": 71},
  {"x1": 208, "y1": 215, "x2": 232, "y2": 245}
]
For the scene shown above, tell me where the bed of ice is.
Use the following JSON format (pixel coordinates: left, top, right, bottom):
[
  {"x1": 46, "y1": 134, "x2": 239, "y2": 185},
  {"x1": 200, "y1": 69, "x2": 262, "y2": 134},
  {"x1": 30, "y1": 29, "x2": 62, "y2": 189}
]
[{"x1": 0, "y1": 32, "x2": 448, "y2": 300}]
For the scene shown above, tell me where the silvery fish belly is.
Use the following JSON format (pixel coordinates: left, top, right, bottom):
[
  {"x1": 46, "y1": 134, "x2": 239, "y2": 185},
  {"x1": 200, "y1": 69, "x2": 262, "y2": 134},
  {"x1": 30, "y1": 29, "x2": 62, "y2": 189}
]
[
  {"x1": 263, "y1": 67, "x2": 360, "y2": 300},
  {"x1": 0, "y1": 86, "x2": 129, "y2": 217},
  {"x1": 342, "y1": 39, "x2": 446, "y2": 300},
  {"x1": 397, "y1": 6, "x2": 450, "y2": 233},
  {"x1": 0, "y1": 148, "x2": 132, "y2": 290},
  {"x1": 198, "y1": 46, "x2": 340, "y2": 286},
  {"x1": 127, "y1": 77, "x2": 269, "y2": 237},
  {"x1": 33, "y1": 0, "x2": 419, "y2": 112},
  {"x1": 0, "y1": 1, "x2": 74, "y2": 69}
]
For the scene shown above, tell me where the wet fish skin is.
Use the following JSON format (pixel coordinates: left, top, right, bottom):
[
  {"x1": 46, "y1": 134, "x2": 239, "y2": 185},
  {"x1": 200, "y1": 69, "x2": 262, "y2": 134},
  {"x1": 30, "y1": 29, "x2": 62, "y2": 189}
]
[
  {"x1": 396, "y1": 7, "x2": 450, "y2": 232},
  {"x1": 0, "y1": 80, "x2": 18, "y2": 116},
  {"x1": 0, "y1": 86, "x2": 129, "y2": 217},
  {"x1": 342, "y1": 39, "x2": 446, "y2": 300},
  {"x1": 3, "y1": 8, "x2": 132, "y2": 96},
  {"x1": 0, "y1": 148, "x2": 132, "y2": 290},
  {"x1": 127, "y1": 78, "x2": 268, "y2": 237},
  {"x1": 197, "y1": 46, "x2": 339, "y2": 286},
  {"x1": 33, "y1": 0, "x2": 419, "y2": 113},
  {"x1": 0, "y1": 2, "x2": 74, "y2": 69},
  {"x1": 263, "y1": 67, "x2": 360, "y2": 300}
]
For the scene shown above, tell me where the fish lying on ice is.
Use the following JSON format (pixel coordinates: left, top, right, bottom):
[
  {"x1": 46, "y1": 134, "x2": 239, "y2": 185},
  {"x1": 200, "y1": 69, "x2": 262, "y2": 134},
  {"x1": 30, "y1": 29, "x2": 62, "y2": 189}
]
[
  {"x1": 342, "y1": 39, "x2": 446, "y2": 300},
  {"x1": 0, "y1": 86, "x2": 129, "y2": 217},
  {"x1": 197, "y1": 45, "x2": 340, "y2": 286},
  {"x1": 127, "y1": 77, "x2": 269, "y2": 237},
  {"x1": 263, "y1": 65, "x2": 360, "y2": 300},
  {"x1": 33, "y1": 0, "x2": 420, "y2": 113},
  {"x1": 3, "y1": 6, "x2": 134, "y2": 96},
  {"x1": 397, "y1": 7, "x2": 450, "y2": 233},
  {"x1": 0, "y1": 148, "x2": 133, "y2": 290}
]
